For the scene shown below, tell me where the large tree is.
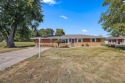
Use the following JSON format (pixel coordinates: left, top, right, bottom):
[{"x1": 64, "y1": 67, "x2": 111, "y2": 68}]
[
  {"x1": 0, "y1": 0, "x2": 43, "y2": 47},
  {"x1": 0, "y1": 33, "x2": 3, "y2": 42},
  {"x1": 15, "y1": 28, "x2": 32, "y2": 42},
  {"x1": 99, "y1": 0, "x2": 125, "y2": 36},
  {"x1": 55, "y1": 28, "x2": 65, "y2": 36},
  {"x1": 39, "y1": 28, "x2": 54, "y2": 36},
  {"x1": 39, "y1": 29, "x2": 47, "y2": 36}
]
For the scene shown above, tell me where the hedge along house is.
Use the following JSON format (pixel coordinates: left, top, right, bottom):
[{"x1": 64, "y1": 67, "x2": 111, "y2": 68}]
[
  {"x1": 31, "y1": 34, "x2": 105, "y2": 47},
  {"x1": 105, "y1": 36, "x2": 125, "y2": 45}
]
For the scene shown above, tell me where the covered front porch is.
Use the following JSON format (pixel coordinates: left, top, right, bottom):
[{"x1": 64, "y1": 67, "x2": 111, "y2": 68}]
[{"x1": 106, "y1": 39, "x2": 125, "y2": 45}]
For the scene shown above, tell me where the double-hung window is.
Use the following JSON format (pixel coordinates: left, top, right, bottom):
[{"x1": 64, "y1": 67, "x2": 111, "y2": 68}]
[
  {"x1": 78, "y1": 39, "x2": 82, "y2": 42},
  {"x1": 91, "y1": 39, "x2": 96, "y2": 42}
]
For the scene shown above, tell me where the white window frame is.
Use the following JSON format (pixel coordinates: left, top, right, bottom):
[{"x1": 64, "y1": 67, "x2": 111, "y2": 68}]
[
  {"x1": 78, "y1": 38, "x2": 82, "y2": 42},
  {"x1": 90, "y1": 38, "x2": 96, "y2": 42}
]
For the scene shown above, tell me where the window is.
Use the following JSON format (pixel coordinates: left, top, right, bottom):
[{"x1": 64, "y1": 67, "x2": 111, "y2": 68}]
[
  {"x1": 62, "y1": 39, "x2": 65, "y2": 43},
  {"x1": 61, "y1": 39, "x2": 68, "y2": 43},
  {"x1": 66, "y1": 39, "x2": 68, "y2": 43},
  {"x1": 108, "y1": 40, "x2": 111, "y2": 42},
  {"x1": 78, "y1": 39, "x2": 82, "y2": 42},
  {"x1": 91, "y1": 39, "x2": 96, "y2": 42},
  {"x1": 75, "y1": 39, "x2": 77, "y2": 42}
]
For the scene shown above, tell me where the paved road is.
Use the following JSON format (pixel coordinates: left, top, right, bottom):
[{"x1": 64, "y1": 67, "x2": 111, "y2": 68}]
[{"x1": 0, "y1": 47, "x2": 49, "y2": 71}]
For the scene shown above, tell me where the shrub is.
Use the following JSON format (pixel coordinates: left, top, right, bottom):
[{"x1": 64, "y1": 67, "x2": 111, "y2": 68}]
[
  {"x1": 81, "y1": 44, "x2": 84, "y2": 47},
  {"x1": 85, "y1": 43, "x2": 89, "y2": 47},
  {"x1": 54, "y1": 46, "x2": 58, "y2": 48},
  {"x1": 59, "y1": 45, "x2": 69, "y2": 48},
  {"x1": 64, "y1": 45, "x2": 69, "y2": 48},
  {"x1": 103, "y1": 44, "x2": 110, "y2": 47},
  {"x1": 55, "y1": 40, "x2": 63, "y2": 47},
  {"x1": 103, "y1": 44, "x2": 116, "y2": 48},
  {"x1": 115, "y1": 45, "x2": 125, "y2": 50}
]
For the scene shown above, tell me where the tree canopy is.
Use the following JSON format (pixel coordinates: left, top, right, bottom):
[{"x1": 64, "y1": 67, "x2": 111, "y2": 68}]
[
  {"x1": 0, "y1": 0, "x2": 43, "y2": 47},
  {"x1": 99, "y1": 0, "x2": 125, "y2": 36},
  {"x1": 55, "y1": 29, "x2": 65, "y2": 36},
  {"x1": 14, "y1": 28, "x2": 32, "y2": 42},
  {"x1": 39, "y1": 28, "x2": 54, "y2": 36},
  {"x1": 0, "y1": 33, "x2": 3, "y2": 42}
]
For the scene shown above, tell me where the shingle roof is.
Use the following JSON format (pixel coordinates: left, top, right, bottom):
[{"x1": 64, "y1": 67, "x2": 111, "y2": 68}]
[
  {"x1": 31, "y1": 34, "x2": 105, "y2": 39},
  {"x1": 107, "y1": 36, "x2": 125, "y2": 39}
]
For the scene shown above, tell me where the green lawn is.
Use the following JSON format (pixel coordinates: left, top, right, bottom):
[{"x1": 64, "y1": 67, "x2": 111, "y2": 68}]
[
  {"x1": 0, "y1": 42, "x2": 35, "y2": 53},
  {"x1": 0, "y1": 47, "x2": 125, "y2": 83}
]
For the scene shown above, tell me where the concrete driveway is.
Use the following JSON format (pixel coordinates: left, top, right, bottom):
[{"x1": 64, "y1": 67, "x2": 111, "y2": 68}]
[{"x1": 0, "y1": 47, "x2": 49, "y2": 71}]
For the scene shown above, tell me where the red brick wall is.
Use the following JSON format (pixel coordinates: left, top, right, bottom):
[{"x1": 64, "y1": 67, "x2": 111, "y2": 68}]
[
  {"x1": 34, "y1": 39, "x2": 50, "y2": 43},
  {"x1": 52, "y1": 39, "x2": 58, "y2": 43},
  {"x1": 83, "y1": 38, "x2": 90, "y2": 42},
  {"x1": 75, "y1": 42, "x2": 101, "y2": 46},
  {"x1": 34, "y1": 38, "x2": 102, "y2": 47},
  {"x1": 42, "y1": 39, "x2": 50, "y2": 43},
  {"x1": 96, "y1": 38, "x2": 101, "y2": 42}
]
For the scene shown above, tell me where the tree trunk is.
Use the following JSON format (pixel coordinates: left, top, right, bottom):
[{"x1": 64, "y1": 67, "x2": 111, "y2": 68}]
[
  {"x1": 6, "y1": 28, "x2": 16, "y2": 48},
  {"x1": 6, "y1": 38, "x2": 15, "y2": 48}
]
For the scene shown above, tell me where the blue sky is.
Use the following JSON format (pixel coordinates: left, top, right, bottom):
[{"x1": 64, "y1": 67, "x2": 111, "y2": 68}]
[{"x1": 39, "y1": 0, "x2": 108, "y2": 36}]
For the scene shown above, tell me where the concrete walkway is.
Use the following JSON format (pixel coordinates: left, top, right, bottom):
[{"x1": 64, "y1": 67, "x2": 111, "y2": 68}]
[{"x1": 0, "y1": 47, "x2": 49, "y2": 71}]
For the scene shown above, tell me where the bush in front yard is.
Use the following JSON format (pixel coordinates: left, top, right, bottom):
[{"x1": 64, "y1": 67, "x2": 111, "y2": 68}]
[{"x1": 115, "y1": 45, "x2": 125, "y2": 50}]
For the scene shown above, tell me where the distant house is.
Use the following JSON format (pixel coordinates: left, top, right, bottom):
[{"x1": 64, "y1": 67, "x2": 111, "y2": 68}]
[
  {"x1": 106, "y1": 36, "x2": 125, "y2": 45},
  {"x1": 31, "y1": 34, "x2": 105, "y2": 47}
]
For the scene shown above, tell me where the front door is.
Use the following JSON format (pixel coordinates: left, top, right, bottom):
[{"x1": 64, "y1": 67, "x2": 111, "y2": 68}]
[{"x1": 71, "y1": 39, "x2": 75, "y2": 47}]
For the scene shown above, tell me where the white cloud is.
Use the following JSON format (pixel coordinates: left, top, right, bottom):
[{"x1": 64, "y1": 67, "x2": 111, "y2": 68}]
[
  {"x1": 82, "y1": 29, "x2": 88, "y2": 32},
  {"x1": 42, "y1": 0, "x2": 56, "y2": 5},
  {"x1": 60, "y1": 15, "x2": 68, "y2": 20}
]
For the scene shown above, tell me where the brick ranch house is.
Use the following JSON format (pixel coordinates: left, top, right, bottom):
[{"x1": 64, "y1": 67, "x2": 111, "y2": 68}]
[
  {"x1": 31, "y1": 34, "x2": 105, "y2": 47},
  {"x1": 105, "y1": 36, "x2": 125, "y2": 45}
]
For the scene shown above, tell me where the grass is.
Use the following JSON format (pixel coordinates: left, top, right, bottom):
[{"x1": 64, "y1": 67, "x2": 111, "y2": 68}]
[
  {"x1": 0, "y1": 42, "x2": 35, "y2": 53},
  {"x1": 0, "y1": 47, "x2": 125, "y2": 82}
]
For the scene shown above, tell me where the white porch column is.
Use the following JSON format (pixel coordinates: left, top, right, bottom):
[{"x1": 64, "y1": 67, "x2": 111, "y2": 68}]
[
  {"x1": 116, "y1": 39, "x2": 118, "y2": 45},
  {"x1": 67, "y1": 39, "x2": 69, "y2": 44},
  {"x1": 95, "y1": 38, "x2": 97, "y2": 42},
  {"x1": 90, "y1": 39, "x2": 92, "y2": 42},
  {"x1": 81, "y1": 38, "x2": 83, "y2": 42},
  {"x1": 123, "y1": 38, "x2": 125, "y2": 45},
  {"x1": 111, "y1": 40, "x2": 113, "y2": 44},
  {"x1": 77, "y1": 38, "x2": 79, "y2": 42}
]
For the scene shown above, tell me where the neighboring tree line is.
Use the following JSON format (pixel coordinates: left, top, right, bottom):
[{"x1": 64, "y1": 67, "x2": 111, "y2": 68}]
[
  {"x1": 38, "y1": 28, "x2": 65, "y2": 37},
  {"x1": 15, "y1": 28, "x2": 65, "y2": 41},
  {"x1": 0, "y1": 28, "x2": 65, "y2": 42},
  {"x1": 99, "y1": 0, "x2": 125, "y2": 36}
]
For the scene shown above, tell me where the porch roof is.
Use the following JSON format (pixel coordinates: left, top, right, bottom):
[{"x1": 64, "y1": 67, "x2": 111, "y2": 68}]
[
  {"x1": 107, "y1": 36, "x2": 125, "y2": 40},
  {"x1": 31, "y1": 34, "x2": 105, "y2": 39}
]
